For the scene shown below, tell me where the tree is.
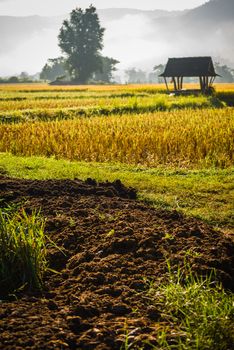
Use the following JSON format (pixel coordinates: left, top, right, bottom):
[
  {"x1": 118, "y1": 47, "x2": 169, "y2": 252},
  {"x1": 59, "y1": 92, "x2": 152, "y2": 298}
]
[
  {"x1": 148, "y1": 72, "x2": 158, "y2": 84},
  {"x1": 125, "y1": 68, "x2": 147, "y2": 84},
  {"x1": 214, "y1": 62, "x2": 234, "y2": 83},
  {"x1": 19, "y1": 71, "x2": 30, "y2": 82},
  {"x1": 93, "y1": 56, "x2": 119, "y2": 83},
  {"x1": 8, "y1": 76, "x2": 19, "y2": 83},
  {"x1": 153, "y1": 64, "x2": 165, "y2": 83},
  {"x1": 58, "y1": 5, "x2": 105, "y2": 84},
  {"x1": 40, "y1": 57, "x2": 68, "y2": 82}
]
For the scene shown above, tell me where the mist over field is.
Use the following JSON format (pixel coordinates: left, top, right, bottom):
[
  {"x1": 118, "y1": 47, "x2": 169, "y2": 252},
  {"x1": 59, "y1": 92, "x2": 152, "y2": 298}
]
[{"x1": 0, "y1": 0, "x2": 233, "y2": 77}]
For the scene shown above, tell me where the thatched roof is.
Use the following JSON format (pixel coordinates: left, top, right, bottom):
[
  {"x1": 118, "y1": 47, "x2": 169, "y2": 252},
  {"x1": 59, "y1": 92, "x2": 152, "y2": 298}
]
[{"x1": 160, "y1": 57, "x2": 218, "y2": 77}]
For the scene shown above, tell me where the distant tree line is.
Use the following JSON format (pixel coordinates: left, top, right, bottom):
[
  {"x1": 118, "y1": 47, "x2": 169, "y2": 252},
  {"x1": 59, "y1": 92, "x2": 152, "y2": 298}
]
[
  {"x1": 40, "y1": 56, "x2": 119, "y2": 84},
  {"x1": 124, "y1": 63, "x2": 234, "y2": 84},
  {"x1": 2, "y1": 61, "x2": 233, "y2": 85},
  {"x1": 125, "y1": 65, "x2": 165, "y2": 84},
  {"x1": 0, "y1": 72, "x2": 38, "y2": 84}
]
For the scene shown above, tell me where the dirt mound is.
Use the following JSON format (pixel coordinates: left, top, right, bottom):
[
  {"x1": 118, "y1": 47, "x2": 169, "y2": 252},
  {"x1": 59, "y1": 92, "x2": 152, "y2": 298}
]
[
  {"x1": 0, "y1": 178, "x2": 234, "y2": 349},
  {"x1": 0, "y1": 177, "x2": 137, "y2": 201}
]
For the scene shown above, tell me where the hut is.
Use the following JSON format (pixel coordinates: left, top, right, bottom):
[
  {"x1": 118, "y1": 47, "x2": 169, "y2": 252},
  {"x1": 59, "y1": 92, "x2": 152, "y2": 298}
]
[{"x1": 160, "y1": 57, "x2": 219, "y2": 93}]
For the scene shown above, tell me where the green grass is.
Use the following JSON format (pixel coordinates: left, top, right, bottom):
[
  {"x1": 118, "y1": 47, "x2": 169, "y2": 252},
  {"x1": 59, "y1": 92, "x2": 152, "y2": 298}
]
[
  {"x1": 0, "y1": 206, "x2": 47, "y2": 298},
  {"x1": 145, "y1": 266, "x2": 234, "y2": 350},
  {"x1": 0, "y1": 153, "x2": 233, "y2": 229}
]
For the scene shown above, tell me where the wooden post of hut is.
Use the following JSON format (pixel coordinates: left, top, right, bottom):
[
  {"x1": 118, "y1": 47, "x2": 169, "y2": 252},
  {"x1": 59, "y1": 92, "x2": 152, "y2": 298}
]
[{"x1": 159, "y1": 57, "x2": 219, "y2": 94}]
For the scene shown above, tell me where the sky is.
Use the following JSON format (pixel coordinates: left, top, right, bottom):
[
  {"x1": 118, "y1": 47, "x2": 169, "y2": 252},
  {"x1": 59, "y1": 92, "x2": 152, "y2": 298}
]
[{"x1": 0, "y1": 0, "x2": 207, "y2": 16}]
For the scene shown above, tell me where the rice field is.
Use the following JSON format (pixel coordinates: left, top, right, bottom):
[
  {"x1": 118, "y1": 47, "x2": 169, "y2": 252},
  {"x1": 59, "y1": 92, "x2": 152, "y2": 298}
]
[
  {"x1": 0, "y1": 108, "x2": 233, "y2": 168},
  {"x1": 0, "y1": 94, "x2": 212, "y2": 115},
  {"x1": 0, "y1": 83, "x2": 233, "y2": 168},
  {"x1": 0, "y1": 88, "x2": 221, "y2": 123},
  {"x1": 0, "y1": 83, "x2": 234, "y2": 349}
]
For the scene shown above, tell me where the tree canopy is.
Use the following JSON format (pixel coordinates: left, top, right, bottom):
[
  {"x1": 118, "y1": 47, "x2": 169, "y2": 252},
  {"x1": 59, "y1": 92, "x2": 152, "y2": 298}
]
[
  {"x1": 40, "y1": 57, "x2": 67, "y2": 82},
  {"x1": 215, "y1": 62, "x2": 234, "y2": 83},
  {"x1": 93, "y1": 56, "x2": 119, "y2": 83},
  {"x1": 125, "y1": 68, "x2": 147, "y2": 84},
  {"x1": 40, "y1": 55, "x2": 119, "y2": 84},
  {"x1": 58, "y1": 5, "x2": 105, "y2": 84}
]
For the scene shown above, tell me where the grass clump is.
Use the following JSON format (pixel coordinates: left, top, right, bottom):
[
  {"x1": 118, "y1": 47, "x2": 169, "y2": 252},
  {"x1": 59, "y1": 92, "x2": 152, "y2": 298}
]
[
  {"x1": 147, "y1": 266, "x2": 234, "y2": 349},
  {"x1": 0, "y1": 206, "x2": 47, "y2": 297}
]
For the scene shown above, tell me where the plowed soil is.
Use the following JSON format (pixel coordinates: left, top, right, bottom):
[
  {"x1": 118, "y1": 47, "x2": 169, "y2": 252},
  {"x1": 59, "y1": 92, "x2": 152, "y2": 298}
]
[{"x1": 0, "y1": 177, "x2": 234, "y2": 349}]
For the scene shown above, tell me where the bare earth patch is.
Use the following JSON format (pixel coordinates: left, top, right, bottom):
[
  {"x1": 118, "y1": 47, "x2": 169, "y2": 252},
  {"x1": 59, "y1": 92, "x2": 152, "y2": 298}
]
[{"x1": 0, "y1": 177, "x2": 234, "y2": 349}]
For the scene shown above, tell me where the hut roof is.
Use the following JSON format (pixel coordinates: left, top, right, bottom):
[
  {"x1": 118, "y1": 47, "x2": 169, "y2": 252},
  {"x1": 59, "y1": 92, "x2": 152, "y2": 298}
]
[{"x1": 160, "y1": 57, "x2": 218, "y2": 77}]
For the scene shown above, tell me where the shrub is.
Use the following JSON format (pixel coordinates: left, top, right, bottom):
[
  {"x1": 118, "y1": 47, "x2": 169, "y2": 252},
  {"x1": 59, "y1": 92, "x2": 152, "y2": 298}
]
[{"x1": 0, "y1": 207, "x2": 47, "y2": 297}]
